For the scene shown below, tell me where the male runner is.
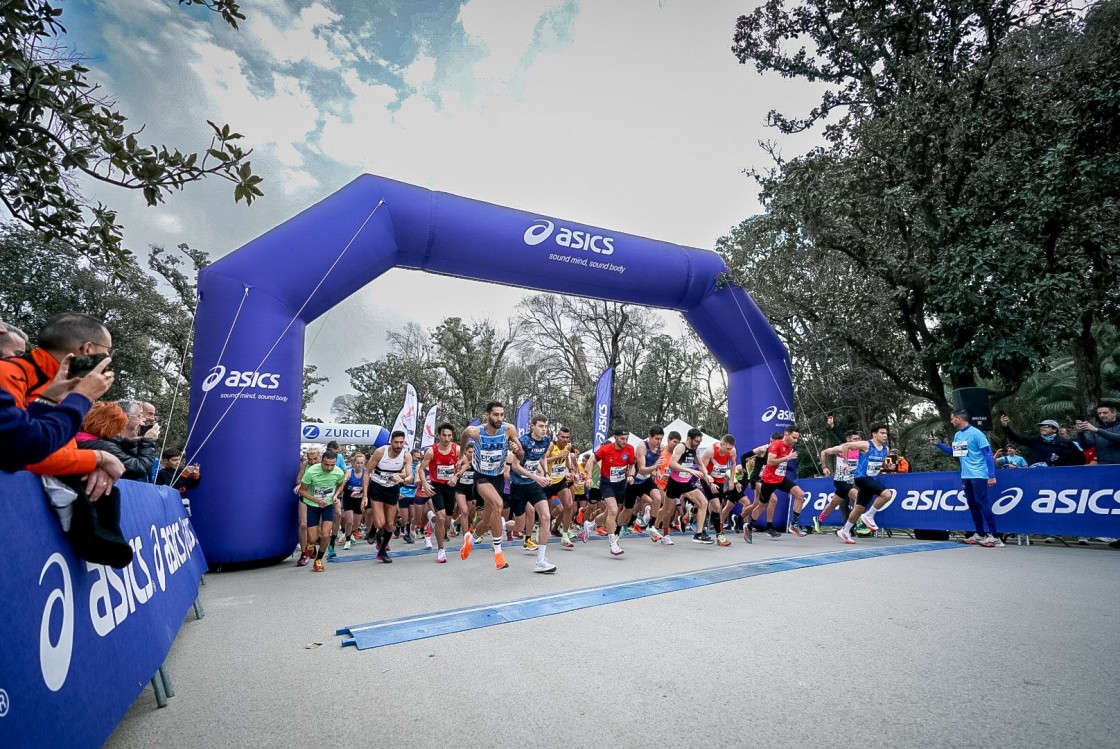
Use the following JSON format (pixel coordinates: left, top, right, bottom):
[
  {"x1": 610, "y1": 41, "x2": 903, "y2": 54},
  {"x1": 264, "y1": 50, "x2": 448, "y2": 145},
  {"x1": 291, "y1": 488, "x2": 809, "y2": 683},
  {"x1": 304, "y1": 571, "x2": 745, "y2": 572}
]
[
  {"x1": 666, "y1": 428, "x2": 715, "y2": 544},
  {"x1": 361, "y1": 430, "x2": 413, "y2": 563},
  {"x1": 821, "y1": 423, "x2": 894, "y2": 544},
  {"x1": 509, "y1": 415, "x2": 558, "y2": 573},
  {"x1": 699, "y1": 434, "x2": 738, "y2": 547},
  {"x1": 419, "y1": 422, "x2": 459, "y2": 563},
  {"x1": 459, "y1": 402, "x2": 525, "y2": 570},
  {"x1": 298, "y1": 450, "x2": 345, "y2": 572},
  {"x1": 544, "y1": 426, "x2": 578, "y2": 548},
  {"x1": 649, "y1": 430, "x2": 681, "y2": 543},
  {"x1": 631, "y1": 427, "x2": 667, "y2": 543},
  {"x1": 816, "y1": 430, "x2": 861, "y2": 531},
  {"x1": 592, "y1": 427, "x2": 635, "y2": 556},
  {"x1": 757, "y1": 425, "x2": 807, "y2": 539}
]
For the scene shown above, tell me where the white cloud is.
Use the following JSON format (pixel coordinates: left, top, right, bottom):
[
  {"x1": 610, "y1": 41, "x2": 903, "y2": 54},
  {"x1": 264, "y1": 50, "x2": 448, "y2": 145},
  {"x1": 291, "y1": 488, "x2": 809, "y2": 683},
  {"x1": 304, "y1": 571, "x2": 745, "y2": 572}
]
[{"x1": 244, "y1": 2, "x2": 345, "y2": 70}]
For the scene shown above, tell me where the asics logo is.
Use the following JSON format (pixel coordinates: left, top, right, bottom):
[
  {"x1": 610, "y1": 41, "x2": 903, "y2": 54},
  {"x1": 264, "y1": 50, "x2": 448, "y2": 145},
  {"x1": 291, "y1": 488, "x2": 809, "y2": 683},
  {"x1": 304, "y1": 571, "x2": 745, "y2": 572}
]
[
  {"x1": 524, "y1": 219, "x2": 615, "y2": 255},
  {"x1": 524, "y1": 220, "x2": 554, "y2": 246},
  {"x1": 202, "y1": 365, "x2": 226, "y2": 392}
]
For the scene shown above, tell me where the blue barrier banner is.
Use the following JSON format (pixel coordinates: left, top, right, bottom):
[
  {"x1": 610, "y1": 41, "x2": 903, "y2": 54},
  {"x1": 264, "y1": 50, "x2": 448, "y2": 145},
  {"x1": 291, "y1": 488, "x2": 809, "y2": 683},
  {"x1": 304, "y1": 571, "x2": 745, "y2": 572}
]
[
  {"x1": 789, "y1": 466, "x2": 1120, "y2": 537},
  {"x1": 0, "y1": 473, "x2": 207, "y2": 748}
]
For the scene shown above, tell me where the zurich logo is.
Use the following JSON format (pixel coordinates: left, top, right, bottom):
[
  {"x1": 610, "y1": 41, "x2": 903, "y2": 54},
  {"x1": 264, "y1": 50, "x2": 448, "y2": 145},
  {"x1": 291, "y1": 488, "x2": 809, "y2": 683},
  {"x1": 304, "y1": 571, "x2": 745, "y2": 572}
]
[
  {"x1": 992, "y1": 487, "x2": 1023, "y2": 515},
  {"x1": 761, "y1": 406, "x2": 778, "y2": 422},
  {"x1": 201, "y1": 365, "x2": 226, "y2": 392},
  {"x1": 523, "y1": 220, "x2": 555, "y2": 246},
  {"x1": 302, "y1": 425, "x2": 321, "y2": 440}
]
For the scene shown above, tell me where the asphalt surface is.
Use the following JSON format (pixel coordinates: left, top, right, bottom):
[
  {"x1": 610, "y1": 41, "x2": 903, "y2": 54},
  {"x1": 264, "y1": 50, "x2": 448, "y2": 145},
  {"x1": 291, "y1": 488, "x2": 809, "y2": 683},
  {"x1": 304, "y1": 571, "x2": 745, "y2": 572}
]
[{"x1": 105, "y1": 531, "x2": 1120, "y2": 749}]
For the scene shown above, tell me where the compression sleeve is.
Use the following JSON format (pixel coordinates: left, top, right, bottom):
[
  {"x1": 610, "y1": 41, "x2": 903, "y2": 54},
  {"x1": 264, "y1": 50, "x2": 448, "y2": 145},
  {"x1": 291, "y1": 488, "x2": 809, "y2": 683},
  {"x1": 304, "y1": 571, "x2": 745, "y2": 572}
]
[{"x1": 981, "y1": 445, "x2": 996, "y2": 478}]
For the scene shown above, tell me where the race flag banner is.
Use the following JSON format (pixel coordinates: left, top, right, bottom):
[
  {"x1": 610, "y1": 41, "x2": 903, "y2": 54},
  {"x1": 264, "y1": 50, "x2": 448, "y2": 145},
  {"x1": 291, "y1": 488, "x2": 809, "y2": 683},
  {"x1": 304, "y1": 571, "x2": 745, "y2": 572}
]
[
  {"x1": 419, "y1": 405, "x2": 439, "y2": 451},
  {"x1": 0, "y1": 473, "x2": 207, "y2": 748},
  {"x1": 516, "y1": 399, "x2": 532, "y2": 438},
  {"x1": 391, "y1": 383, "x2": 418, "y2": 449},
  {"x1": 592, "y1": 367, "x2": 613, "y2": 451}
]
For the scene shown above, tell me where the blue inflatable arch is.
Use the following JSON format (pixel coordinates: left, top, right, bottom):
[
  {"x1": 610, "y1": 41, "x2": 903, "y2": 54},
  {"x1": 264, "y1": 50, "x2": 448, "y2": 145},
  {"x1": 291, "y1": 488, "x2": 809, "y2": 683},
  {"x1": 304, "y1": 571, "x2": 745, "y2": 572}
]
[{"x1": 187, "y1": 174, "x2": 793, "y2": 565}]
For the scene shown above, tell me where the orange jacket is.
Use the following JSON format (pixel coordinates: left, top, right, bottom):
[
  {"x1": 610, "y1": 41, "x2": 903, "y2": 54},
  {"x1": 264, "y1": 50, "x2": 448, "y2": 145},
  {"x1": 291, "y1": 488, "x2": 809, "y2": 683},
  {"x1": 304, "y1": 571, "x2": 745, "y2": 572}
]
[{"x1": 0, "y1": 349, "x2": 98, "y2": 475}]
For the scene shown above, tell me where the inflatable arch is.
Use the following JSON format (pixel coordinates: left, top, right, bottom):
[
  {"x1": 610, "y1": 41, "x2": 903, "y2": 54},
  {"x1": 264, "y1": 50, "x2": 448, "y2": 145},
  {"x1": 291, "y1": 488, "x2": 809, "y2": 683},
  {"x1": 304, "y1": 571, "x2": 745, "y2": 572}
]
[{"x1": 187, "y1": 175, "x2": 793, "y2": 565}]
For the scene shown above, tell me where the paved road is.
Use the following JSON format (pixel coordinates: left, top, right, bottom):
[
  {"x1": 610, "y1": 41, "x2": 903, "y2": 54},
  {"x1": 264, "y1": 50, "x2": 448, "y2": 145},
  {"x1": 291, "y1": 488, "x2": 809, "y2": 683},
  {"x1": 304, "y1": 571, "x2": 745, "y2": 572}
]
[{"x1": 106, "y1": 532, "x2": 1120, "y2": 748}]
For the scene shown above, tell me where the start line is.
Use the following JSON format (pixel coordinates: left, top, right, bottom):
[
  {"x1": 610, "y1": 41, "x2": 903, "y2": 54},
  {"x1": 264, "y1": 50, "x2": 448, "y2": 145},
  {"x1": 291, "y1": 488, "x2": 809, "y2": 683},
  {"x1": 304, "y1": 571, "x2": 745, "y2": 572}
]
[{"x1": 337, "y1": 542, "x2": 959, "y2": 650}]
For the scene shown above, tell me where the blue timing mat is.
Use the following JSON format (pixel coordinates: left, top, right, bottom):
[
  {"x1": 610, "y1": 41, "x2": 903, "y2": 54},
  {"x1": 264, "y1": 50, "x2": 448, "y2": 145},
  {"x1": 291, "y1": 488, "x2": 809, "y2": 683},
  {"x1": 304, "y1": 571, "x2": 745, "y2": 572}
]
[{"x1": 337, "y1": 542, "x2": 958, "y2": 650}]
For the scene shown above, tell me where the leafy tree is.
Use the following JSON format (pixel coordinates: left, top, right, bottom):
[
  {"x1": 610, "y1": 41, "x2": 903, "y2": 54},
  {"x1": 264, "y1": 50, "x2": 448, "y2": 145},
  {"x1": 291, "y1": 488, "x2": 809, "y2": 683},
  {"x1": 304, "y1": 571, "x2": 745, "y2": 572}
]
[
  {"x1": 301, "y1": 365, "x2": 328, "y2": 421},
  {"x1": 1, "y1": 0, "x2": 261, "y2": 266},
  {"x1": 432, "y1": 317, "x2": 513, "y2": 422}
]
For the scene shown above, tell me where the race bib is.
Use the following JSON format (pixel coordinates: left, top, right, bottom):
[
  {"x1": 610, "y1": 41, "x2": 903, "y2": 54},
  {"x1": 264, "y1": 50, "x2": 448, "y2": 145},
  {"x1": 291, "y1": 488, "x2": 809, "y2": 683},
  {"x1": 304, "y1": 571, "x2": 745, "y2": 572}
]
[
  {"x1": 952, "y1": 441, "x2": 968, "y2": 458},
  {"x1": 551, "y1": 462, "x2": 567, "y2": 478},
  {"x1": 524, "y1": 459, "x2": 540, "y2": 473},
  {"x1": 775, "y1": 463, "x2": 787, "y2": 477},
  {"x1": 436, "y1": 464, "x2": 455, "y2": 481},
  {"x1": 458, "y1": 471, "x2": 475, "y2": 486},
  {"x1": 711, "y1": 464, "x2": 727, "y2": 479},
  {"x1": 478, "y1": 449, "x2": 502, "y2": 472},
  {"x1": 350, "y1": 485, "x2": 362, "y2": 497},
  {"x1": 609, "y1": 466, "x2": 627, "y2": 483},
  {"x1": 314, "y1": 485, "x2": 333, "y2": 499},
  {"x1": 866, "y1": 461, "x2": 882, "y2": 476},
  {"x1": 371, "y1": 471, "x2": 395, "y2": 487}
]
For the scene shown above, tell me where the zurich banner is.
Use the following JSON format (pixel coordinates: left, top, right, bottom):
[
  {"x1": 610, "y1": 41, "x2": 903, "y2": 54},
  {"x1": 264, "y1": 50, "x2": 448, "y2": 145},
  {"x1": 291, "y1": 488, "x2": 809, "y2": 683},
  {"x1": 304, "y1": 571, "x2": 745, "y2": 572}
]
[
  {"x1": 792, "y1": 466, "x2": 1120, "y2": 537},
  {"x1": 0, "y1": 473, "x2": 207, "y2": 748},
  {"x1": 592, "y1": 367, "x2": 613, "y2": 451},
  {"x1": 301, "y1": 422, "x2": 389, "y2": 446}
]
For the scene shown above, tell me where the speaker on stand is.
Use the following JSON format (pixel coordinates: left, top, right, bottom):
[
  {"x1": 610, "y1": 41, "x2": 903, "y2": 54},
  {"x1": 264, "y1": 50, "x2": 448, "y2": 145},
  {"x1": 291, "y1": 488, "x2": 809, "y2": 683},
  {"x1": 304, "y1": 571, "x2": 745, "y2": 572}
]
[{"x1": 952, "y1": 388, "x2": 992, "y2": 432}]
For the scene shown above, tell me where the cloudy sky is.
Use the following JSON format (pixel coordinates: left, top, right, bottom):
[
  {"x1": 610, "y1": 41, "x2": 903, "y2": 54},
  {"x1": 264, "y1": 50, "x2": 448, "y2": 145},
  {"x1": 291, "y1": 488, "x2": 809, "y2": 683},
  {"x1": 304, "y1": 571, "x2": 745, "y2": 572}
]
[{"x1": 62, "y1": 0, "x2": 820, "y2": 417}]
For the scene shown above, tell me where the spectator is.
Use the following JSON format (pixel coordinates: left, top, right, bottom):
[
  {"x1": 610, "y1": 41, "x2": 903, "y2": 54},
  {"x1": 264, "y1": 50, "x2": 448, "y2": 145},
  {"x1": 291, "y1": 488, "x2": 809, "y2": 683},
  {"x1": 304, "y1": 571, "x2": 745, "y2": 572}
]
[
  {"x1": 999, "y1": 415, "x2": 1086, "y2": 467},
  {"x1": 0, "y1": 318, "x2": 111, "y2": 472},
  {"x1": 995, "y1": 444, "x2": 1028, "y2": 469},
  {"x1": 104, "y1": 400, "x2": 158, "y2": 481},
  {"x1": 0, "y1": 322, "x2": 28, "y2": 357},
  {"x1": 882, "y1": 448, "x2": 910, "y2": 473},
  {"x1": 76, "y1": 401, "x2": 156, "y2": 481},
  {"x1": 821, "y1": 413, "x2": 846, "y2": 448},
  {"x1": 0, "y1": 312, "x2": 132, "y2": 567},
  {"x1": 1075, "y1": 403, "x2": 1120, "y2": 465},
  {"x1": 156, "y1": 448, "x2": 200, "y2": 512}
]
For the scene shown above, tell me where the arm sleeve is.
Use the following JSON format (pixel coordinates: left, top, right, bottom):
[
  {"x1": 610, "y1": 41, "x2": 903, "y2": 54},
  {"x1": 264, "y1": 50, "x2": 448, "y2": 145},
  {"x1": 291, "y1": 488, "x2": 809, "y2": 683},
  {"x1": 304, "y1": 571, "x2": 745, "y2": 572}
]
[
  {"x1": 981, "y1": 445, "x2": 996, "y2": 478},
  {"x1": 1087, "y1": 427, "x2": 1120, "y2": 445},
  {"x1": 1003, "y1": 426, "x2": 1032, "y2": 447},
  {"x1": 0, "y1": 391, "x2": 92, "y2": 472},
  {"x1": 934, "y1": 442, "x2": 953, "y2": 456}
]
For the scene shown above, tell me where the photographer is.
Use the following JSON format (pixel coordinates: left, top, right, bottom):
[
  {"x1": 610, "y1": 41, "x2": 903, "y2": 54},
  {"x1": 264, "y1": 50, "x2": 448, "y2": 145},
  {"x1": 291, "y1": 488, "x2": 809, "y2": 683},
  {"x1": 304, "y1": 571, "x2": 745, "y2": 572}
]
[
  {"x1": 112, "y1": 399, "x2": 158, "y2": 481},
  {"x1": 1075, "y1": 403, "x2": 1120, "y2": 465}
]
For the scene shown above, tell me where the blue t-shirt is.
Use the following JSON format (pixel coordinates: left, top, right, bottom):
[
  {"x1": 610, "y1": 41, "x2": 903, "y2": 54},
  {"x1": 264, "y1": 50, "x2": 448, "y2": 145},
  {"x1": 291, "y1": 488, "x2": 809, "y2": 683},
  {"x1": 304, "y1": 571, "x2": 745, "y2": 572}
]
[
  {"x1": 511, "y1": 434, "x2": 551, "y2": 485},
  {"x1": 951, "y1": 425, "x2": 994, "y2": 479},
  {"x1": 997, "y1": 454, "x2": 1027, "y2": 469}
]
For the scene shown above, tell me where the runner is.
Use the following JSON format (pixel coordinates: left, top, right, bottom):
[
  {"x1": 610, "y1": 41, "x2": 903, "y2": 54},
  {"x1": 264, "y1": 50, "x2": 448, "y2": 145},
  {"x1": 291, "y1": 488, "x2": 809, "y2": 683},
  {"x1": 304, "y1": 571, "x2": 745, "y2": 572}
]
[
  {"x1": 580, "y1": 450, "x2": 603, "y2": 541},
  {"x1": 756, "y1": 426, "x2": 807, "y2": 539},
  {"x1": 294, "y1": 447, "x2": 321, "y2": 566},
  {"x1": 452, "y1": 442, "x2": 477, "y2": 539},
  {"x1": 816, "y1": 431, "x2": 861, "y2": 531},
  {"x1": 591, "y1": 427, "x2": 636, "y2": 556},
  {"x1": 361, "y1": 430, "x2": 413, "y2": 563},
  {"x1": 419, "y1": 422, "x2": 459, "y2": 564},
  {"x1": 509, "y1": 415, "x2": 558, "y2": 573},
  {"x1": 543, "y1": 426, "x2": 578, "y2": 549},
  {"x1": 459, "y1": 402, "x2": 525, "y2": 570},
  {"x1": 820, "y1": 423, "x2": 894, "y2": 544},
  {"x1": 630, "y1": 426, "x2": 667, "y2": 543},
  {"x1": 666, "y1": 428, "x2": 716, "y2": 544},
  {"x1": 931, "y1": 410, "x2": 1002, "y2": 547},
  {"x1": 298, "y1": 450, "x2": 345, "y2": 572},
  {"x1": 699, "y1": 434, "x2": 738, "y2": 547},
  {"x1": 649, "y1": 430, "x2": 681, "y2": 543},
  {"x1": 340, "y1": 452, "x2": 366, "y2": 550}
]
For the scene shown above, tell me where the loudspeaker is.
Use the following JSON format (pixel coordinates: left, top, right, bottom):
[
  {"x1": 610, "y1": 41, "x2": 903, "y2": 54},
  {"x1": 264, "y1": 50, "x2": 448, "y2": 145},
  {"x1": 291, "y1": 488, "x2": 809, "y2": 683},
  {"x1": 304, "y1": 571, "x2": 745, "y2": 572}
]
[{"x1": 952, "y1": 388, "x2": 992, "y2": 432}]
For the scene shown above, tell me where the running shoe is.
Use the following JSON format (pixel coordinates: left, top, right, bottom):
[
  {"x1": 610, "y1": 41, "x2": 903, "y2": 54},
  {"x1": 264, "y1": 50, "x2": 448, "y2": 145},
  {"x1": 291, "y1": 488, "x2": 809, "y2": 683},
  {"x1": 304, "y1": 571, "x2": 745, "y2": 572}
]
[
  {"x1": 326, "y1": 545, "x2": 337, "y2": 559},
  {"x1": 352, "y1": 530, "x2": 363, "y2": 540},
  {"x1": 837, "y1": 529, "x2": 855, "y2": 545},
  {"x1": 745, "y1": 525, "x2": 753, "y2": 544},
  {"x1": 313, "y1": 558, "x2": 324, "y2": 572},
  {"x1": 648, "y1": 526, "x2": 663, "y2": 542},
  {"x1": 861, "y1": 514, "x2": 879, "y2": 533},
  {"x1": 551, "y1": 528, "x2": 562, "y2": 538},
  {"x1": 534, "y1": 558, "x2": 557, "y2": 573},
  {"x1": 692, "y1": 533, "x2": 715, "y2": 545},
  {"x1": 596, "y1": 527, "x2": 608, "y2": 536},
  {"x1": 494, "y1": 550, "x2": 509, "y2": 570},
  {"x1": 425, "y1": 521, "x2": 432, "y2": 537},
  {"x1": 608, "y1": 536, "x2": 624, "y2": 556},
  {"x1": 576, "y1": 509, "x2": 585, "y2": 524},
  {"x1": 855, "y1": 519, "x2": 872, "y2": 537},
  {"x1": 460, "y1": 532, "x2": 474, "y2": 560},
  {"x1": 787, "y1": 525, "x2": 806, "y2": 538},
  {"x1": 561, "y1": 534, "x2": 575, "y2": 549},
  {"x1": 631, "y1": 523, "x2": 645, "y2": 534},
  {"x1": 524, "y1": 537, "x2": 539, "y2": 552},
  {"x1": 437, "y1": 549, "x2": 447, "y2": 564},
  {"x1": 979, "y1": 534, "x2": 1005, "y2": 548},
  {"x1": 659, "y1": 534, "x2": 674, "y2": 545},
  {"x1": 965, "y1": 534, "x2": 982, "y2": 545},
  {"x1": 366, "y1": 533, "x2": 377, "y2": 545},
  {"x1": 578, "y1": 526, "x2": 588, "y2": 543},
  {"x1": 343, "y1": 540, "x2": 352, "y2": 551},
  {"x1": 376, "y1": 551, "x2": 392, "y2": 563},
  {"x1": 812, "y1": 516, "x2": 822, "y2": 534},
  {"x1": 619, "y1": 526, "x2": 631, "y2": 538},
  {"x1": 424, "y1": 536, "x2": 433, "y2": 550},
  {"x1": 403, "y1": 531, "x2": 415, "y2": 544},
  {"x1": 296, "y1": 550, "x2": 310, "y2": 567},
  {"x1": 765, "y1": 528, "x2": 782, "y2": 539},
  {"x1": 716, "y1": 533, "x2": 731, "y2": 547}
]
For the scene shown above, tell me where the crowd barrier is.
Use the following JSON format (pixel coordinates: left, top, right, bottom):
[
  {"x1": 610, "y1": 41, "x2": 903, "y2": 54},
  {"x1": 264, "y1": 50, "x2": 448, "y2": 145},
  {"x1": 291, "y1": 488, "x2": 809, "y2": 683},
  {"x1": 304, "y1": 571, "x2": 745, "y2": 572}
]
[
  {"x1": 0, "y1": 473, "x2": 207, "y2": 748},
  {"x1": 783, "y1": 465, "x2": 1120, "y2": 537}
]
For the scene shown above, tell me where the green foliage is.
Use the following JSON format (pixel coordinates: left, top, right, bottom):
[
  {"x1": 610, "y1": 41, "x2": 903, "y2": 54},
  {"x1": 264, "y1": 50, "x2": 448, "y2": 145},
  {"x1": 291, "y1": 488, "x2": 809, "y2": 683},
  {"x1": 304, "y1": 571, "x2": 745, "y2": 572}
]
[
  {"x1": 301, "y1": 365, "x2": 328, "y2": 421},
  {"x1": 0, "y1": 0, "x2": 262, "y2": 267}
]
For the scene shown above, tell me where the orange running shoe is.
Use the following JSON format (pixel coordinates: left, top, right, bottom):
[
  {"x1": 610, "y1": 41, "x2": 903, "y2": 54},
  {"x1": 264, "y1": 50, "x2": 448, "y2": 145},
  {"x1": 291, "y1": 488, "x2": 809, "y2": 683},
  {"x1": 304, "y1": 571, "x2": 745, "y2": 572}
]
[
  {"x1": 494, "y1": 550, "x2": 508, "y2": 570},
  {"x1": 312, "y1": 558, "x2": 324, "y2": 572},
  {"x1": 460, "y1": 532, "x2": 474, "y2": 560}
]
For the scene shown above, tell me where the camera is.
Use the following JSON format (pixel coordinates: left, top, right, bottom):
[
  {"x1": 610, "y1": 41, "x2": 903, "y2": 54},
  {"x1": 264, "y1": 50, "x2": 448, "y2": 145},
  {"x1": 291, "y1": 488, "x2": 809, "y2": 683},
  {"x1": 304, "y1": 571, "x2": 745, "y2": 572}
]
[{"x1": 68, "y1": 353, "x2": 109, "y2": 378}]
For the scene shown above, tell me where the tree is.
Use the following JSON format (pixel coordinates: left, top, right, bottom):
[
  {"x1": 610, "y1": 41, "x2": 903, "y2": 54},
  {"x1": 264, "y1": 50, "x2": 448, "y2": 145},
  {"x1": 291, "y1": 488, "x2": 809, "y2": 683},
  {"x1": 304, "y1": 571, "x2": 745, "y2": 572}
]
[
  {"x1": 431, "y1": 317, "x2": 513, "y2": 422},
  {"x1": 728, "y1": 0, "x2": 1119, "y2": 423},
  {"x1": 301, "y1": 365, "x2": 328, "y2": 420},
  {"x1": 1, "y1": 0, "x2": 260, "y2": 266}
]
